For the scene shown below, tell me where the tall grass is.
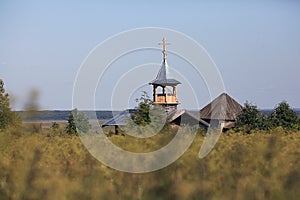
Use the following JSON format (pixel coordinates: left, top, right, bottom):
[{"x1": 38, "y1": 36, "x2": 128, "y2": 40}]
[{"x1": 1, "y1": 126, "x2": 300, "y2": 199}]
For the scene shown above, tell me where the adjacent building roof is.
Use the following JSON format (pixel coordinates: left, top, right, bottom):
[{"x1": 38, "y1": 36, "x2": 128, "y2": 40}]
[
  {"x1": 102, "y1": 108, "x2": 209, "y2": 128},
  {"x1": 168, "y1": 109, "x2": 209, "y2": 127},
  {"x1": 149, "y1": 59, "x2": 181, "y2": 86},
  {"x1": 199, "y1": 93, "x2": 243, "y2": 121},
  {"x1": 101, "y1": 109, "x2": 137, "y2": 127},
  {"x1": 101, "y1": 94, "x2": 242, "y2": 128}
]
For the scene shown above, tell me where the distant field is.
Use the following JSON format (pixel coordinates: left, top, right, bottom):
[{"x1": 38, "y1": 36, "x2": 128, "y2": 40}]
[
  {"x1": 1, "y1": 127, "x2": 300, "y2": 199},
  {"x1": 22, "y1": 120, "x2": 107, "y2": 133}
]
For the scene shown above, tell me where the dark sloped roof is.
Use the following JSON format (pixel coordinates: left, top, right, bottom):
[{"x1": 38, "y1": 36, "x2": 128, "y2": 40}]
[
  {"x1": 101, "y1": 109, "x2": 137, "y2": 127},
  {"x1": 102, "y1": 108, "x2": 209, "y2": 128},
  {"x1": 150, "y1": 78, "x2": 181, "y2": 86},
  {"x1": 199, "y1": 93, "x2": 243, "y2": 121},
  {"x1": 155, "y1": 59, "x2": 167, "y2": 80},
  {"x1": 149, "y1": 59, "x2": 181, "y2": 86},
  {"x1": 168, "y1": 109, "x2": 209, "y2": 127}
]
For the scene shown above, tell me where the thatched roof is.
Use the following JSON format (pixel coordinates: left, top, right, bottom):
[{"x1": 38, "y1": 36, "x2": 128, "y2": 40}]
[{"x1": 199, "y1": 93, "x2": 243, "y2": 121}]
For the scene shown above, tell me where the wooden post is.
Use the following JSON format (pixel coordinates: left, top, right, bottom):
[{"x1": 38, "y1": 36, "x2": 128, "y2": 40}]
[
  {"x1": 153, "y1": 85, "x2": 156, "y2": 102},
  {"x1": 165, "y1": 86, "x2": 168, "y2": 103},
  {"x1": 114, "y1": 125, "x2": 119, "y2": 135}
]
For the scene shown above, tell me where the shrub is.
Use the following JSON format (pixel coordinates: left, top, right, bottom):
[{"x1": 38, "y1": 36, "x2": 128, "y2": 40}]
[{"x1": 51, "y1": 122, "x2": 60, "y2": 129}]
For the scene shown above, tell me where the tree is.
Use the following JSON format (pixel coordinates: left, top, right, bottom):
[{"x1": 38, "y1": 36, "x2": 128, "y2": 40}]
[
  {"x1": 65, "y1": 109, "x2": 91, "y2": 135},
  {"x1": 235, "y1": 102, "x2": 269, "y2": 133},
  {"x1": 66, "y1": 112, "x2": 77, "y2": 135},
  {"x1": 131, "y1": 91, "x2": 153, "y2": 126},
  {"x1": 0, "y1": 79, "x2": 21, "y2": 129},
  {"x1": 269, "y1": 101, "x2": 299, "y2": 130}
]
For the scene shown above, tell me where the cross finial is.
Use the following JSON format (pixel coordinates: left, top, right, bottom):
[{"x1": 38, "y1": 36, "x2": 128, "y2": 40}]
[{"x1": 159, "y1": 38, "x2": 171, "y2": 60}]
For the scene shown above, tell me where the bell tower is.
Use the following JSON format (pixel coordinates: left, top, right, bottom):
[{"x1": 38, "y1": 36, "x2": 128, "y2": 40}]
[{"x1": 149, "y1": 38, "x2": 181, "y2": 112}]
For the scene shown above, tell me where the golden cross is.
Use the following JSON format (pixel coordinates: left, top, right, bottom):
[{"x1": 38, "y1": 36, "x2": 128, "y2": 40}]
[{"x1": 158, "y1": 38, "x2": 171, "y2": 60}]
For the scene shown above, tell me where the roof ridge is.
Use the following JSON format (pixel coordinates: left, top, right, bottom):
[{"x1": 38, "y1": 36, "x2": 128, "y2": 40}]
[{"x1": 199, "y1": 93, "x2": 243, "y2": 121}]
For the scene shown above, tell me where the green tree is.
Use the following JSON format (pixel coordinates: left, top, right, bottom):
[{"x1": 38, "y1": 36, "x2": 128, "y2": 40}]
[
  {"x1": 131, "y1": 91, "x2": 153, "y2": 126},
  {"x1": 65, "y1": 109, "x2": 91, "y2": 135},
  {"x1": 0, "y1": 79, "x2": 21, "y2": 129},
  {"x1": 235, "y1": 102, "x2": 269, "y2": 133},
  {"x1": 66, "y1": 112, "x2": 77, "y2": 135},
  {"x1": 269, "y1": 101, "x2": 299, "y2": 130}
]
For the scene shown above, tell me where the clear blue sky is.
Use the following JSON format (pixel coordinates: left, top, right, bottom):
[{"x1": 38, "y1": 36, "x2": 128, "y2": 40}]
[{"x1": 1, "y1": 0, "x2": 300, "y2": 110}]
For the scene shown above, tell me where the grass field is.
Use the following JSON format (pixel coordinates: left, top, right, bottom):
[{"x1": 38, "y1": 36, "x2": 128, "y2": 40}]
[{"x1": 1, "y1": 125, "x2": 300, "y2": 200}]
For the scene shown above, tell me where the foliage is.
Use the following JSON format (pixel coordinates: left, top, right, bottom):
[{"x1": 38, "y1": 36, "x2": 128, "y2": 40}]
[
  {"x1": 65, "y1": 109, "x2": 91, "y2": 135},
  {"x1": 66, "y1": 111, "x2": 77, "y2": 135},
  {"x1": 0, "y1": 79, "x2": 21, "y2": 129},
  {"x1": 131, "y1": 91, "x2": 153, "y2": 126},
  {"x1": 268, "y1": 101, "x2": 299, "y2": 130},
  {"x1": 235, "y1": 101, "x2": 269, "y2": 132},
  {"x1": 236, "y1": 101, "x2": 300, "y2": 133}
]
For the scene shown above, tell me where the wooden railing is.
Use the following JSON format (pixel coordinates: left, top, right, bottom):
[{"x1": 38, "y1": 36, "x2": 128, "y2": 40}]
[{"x1": 154, "y1": 94, "x2": 178, "y2": 104}]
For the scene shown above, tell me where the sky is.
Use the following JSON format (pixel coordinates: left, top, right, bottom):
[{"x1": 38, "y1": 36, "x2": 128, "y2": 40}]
[{"x1": 0, "y1": 0, "x2": 300, "y2": 110}]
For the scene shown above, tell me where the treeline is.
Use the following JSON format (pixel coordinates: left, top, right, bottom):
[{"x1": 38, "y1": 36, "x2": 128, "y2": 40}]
[
  {"x1": 235, "y1": 101, "x2": 300, "y2": 133},
  {"x1": 16, "y1": 110, "x2": 117, "y2": 121}
]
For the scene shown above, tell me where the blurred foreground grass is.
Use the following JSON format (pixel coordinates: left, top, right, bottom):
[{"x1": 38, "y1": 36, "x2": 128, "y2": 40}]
[{"x1": 1, "y1": 126, "x2": 300, "y2": 200}]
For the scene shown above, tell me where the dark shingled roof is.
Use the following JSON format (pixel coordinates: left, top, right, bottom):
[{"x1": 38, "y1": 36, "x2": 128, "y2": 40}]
[
  {"x1": 149, "y1": 59, "x2": 181, "y2": 86},
  {"x1": 199, "y1": 93, "x2": 243, "y2": 121},
  {"x1": 101, "y1": 109, "x2": 137, "y2": 127},
  {"x1": 102, "y1": 108, "x2": 209, "y2": 128},
  {"x1": 168, "y1": 109, "x2": 209, "y2": 127}
]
